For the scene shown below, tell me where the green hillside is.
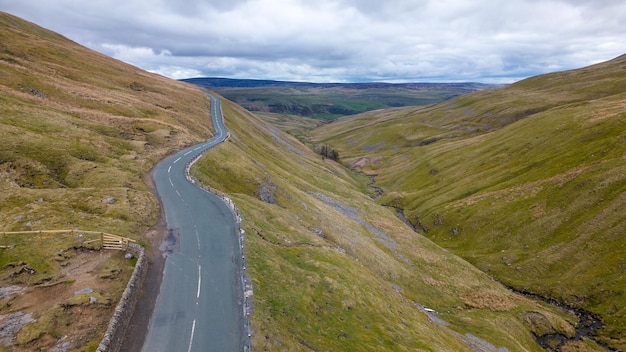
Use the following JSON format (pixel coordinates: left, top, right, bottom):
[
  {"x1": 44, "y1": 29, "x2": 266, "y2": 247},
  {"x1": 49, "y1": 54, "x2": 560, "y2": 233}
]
[
  {"x1": 311, "y1": 54, "x2": 626, "y2": 350},
  {"x1": 0, "y1": 12, "x2": 212, "y2": 236}
]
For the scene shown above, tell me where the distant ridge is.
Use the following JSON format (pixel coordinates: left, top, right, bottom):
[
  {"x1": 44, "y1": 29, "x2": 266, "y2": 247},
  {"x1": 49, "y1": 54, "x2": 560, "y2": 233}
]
[{"x1": 182, "y1": 76, "x2": 499, "y2": 90}]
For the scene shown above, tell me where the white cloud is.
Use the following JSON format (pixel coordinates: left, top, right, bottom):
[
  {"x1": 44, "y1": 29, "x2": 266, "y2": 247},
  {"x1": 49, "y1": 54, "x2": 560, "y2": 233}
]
[
  {"x1": 100, "y1": 44, "x2": 166, "y2": 61},
  {"x1": 1, "y1": 0, "x2": 625, "y2": 82},
  {"x1": 149, "y1": 66, "x2": 204, "y2": 80}
]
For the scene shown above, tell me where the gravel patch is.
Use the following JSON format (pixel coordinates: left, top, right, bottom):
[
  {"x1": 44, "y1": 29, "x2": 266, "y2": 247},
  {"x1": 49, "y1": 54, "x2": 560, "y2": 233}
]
[
  {"x1": 313, "y1": 192, "x2": 411, "y2": 264},
  {"x1": 0, "y1": 312, "x2": 34, "y2": 346},
  {"x1": 0, "y1": 286, "x2": 25, "y2": 300}
]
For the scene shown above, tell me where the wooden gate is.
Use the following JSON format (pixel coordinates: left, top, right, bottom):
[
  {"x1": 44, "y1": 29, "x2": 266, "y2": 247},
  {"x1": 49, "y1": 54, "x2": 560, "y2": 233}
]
[{"x1": 101, "y1": 233, "x2": 134, "y2": 250}]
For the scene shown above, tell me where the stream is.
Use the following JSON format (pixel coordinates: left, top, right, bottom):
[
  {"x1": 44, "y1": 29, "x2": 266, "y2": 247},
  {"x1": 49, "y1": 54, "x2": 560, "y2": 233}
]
[
  {"x1": 390, "y1": 205, "x2": 614, "y2": 351},
  {"x1": 509, "y1": 288, "x2": 611, "y2": 351},
  {"x1": 367, "y1": 175, "x2": 384, "y2": 198},
  {"x1": 361, "y1": 172, "x2": 613, "y2": 351}
]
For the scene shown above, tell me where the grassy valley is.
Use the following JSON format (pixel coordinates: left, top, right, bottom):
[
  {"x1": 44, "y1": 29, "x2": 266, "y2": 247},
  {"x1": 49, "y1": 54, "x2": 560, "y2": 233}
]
[
  {"x1": 191, "y1": 97, "x2": 589, "y2": 351},
  {"x1": 310, "y1": 54, "x2": 626, "y2": 350},
  {"x1": 0, "y1": 10, "x2": 615, "y2": 351}
]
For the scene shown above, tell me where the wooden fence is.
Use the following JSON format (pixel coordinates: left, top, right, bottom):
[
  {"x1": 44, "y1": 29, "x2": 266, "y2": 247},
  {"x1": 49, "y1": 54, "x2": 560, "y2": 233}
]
[{"x1": 0, "y1": 229, "x2": 136, "y2": 251}]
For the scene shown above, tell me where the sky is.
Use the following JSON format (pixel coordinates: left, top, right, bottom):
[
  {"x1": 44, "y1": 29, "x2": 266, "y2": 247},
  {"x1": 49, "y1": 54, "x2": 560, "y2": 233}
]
[{"x1": 2, "y1": 0, "x2": 625, "y2": 83}]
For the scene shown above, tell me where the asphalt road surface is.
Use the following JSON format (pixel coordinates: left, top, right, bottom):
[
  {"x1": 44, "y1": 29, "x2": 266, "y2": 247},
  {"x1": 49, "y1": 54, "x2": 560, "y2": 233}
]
[{"x1": 141, "y1": 95, "x2": 245, "y2": 352}]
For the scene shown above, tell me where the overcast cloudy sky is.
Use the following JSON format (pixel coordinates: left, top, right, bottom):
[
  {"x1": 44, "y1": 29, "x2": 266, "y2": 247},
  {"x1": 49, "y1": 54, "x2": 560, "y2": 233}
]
[{"x1": 2, "y1": 0, "x2": 625, "y2": 83}]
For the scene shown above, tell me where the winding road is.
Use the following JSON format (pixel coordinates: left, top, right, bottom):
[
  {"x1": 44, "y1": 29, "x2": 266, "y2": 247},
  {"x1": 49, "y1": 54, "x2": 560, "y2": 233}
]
[{"x1": 141, "y1": 95, "x2": 246, "y2": 351}]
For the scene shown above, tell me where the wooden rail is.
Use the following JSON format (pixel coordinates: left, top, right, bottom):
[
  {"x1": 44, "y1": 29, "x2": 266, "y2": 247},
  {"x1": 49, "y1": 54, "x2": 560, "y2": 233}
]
[{"x1": 0, "y1": 229, "x2": 136, "y2": 251}]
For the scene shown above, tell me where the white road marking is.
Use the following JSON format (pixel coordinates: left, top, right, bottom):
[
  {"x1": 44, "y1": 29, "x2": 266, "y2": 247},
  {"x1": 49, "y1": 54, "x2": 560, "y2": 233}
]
[
  {"x1": 187, "y1": 319, "x2": 196, "y2": 352},
  {"x1": 197, "y1": 266, "x2": 202, "y2": 298},
  {"x1": 174, "y1": 157, "x2": 181, "y2": 164}
]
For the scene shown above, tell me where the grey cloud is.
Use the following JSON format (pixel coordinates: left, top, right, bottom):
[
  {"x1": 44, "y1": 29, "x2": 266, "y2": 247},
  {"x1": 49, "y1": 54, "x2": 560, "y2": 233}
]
[{"x1": 1, "y1": 0, "x2": 625, "y2": 83}]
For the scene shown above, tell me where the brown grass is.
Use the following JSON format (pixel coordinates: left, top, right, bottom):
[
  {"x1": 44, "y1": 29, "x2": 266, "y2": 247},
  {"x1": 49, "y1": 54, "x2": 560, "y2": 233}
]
[{"x1": 460, "y1": 291, "x2": 519, "y2": 311}]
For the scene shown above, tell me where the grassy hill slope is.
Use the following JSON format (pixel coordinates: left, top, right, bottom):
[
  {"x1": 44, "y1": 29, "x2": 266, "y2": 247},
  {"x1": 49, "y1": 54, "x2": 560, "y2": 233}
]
[
  {"x1": 0, "y1": 12, "x2": 212, "y2": 350},
  {"x1": 191, "y1": 97, "x2": 589, "y2": 351},
  {"x1": 310, "y1": 54, "x2": 626, "y2": 350},
  {"x1": 0, "y1": 12, "x2": 212, "y2": 236}
]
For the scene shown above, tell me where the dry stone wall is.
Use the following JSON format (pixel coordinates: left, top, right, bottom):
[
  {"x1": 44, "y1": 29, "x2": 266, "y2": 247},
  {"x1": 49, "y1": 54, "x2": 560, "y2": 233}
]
[{"x1": 96, "y1": 243, "x2": 147, "y2": 352}]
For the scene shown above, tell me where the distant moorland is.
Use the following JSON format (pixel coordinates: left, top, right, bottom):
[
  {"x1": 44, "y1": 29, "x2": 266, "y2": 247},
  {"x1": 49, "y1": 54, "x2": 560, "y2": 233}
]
[{"x1": 182, "y1": 77, "x2": 500, "y2": 120}]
